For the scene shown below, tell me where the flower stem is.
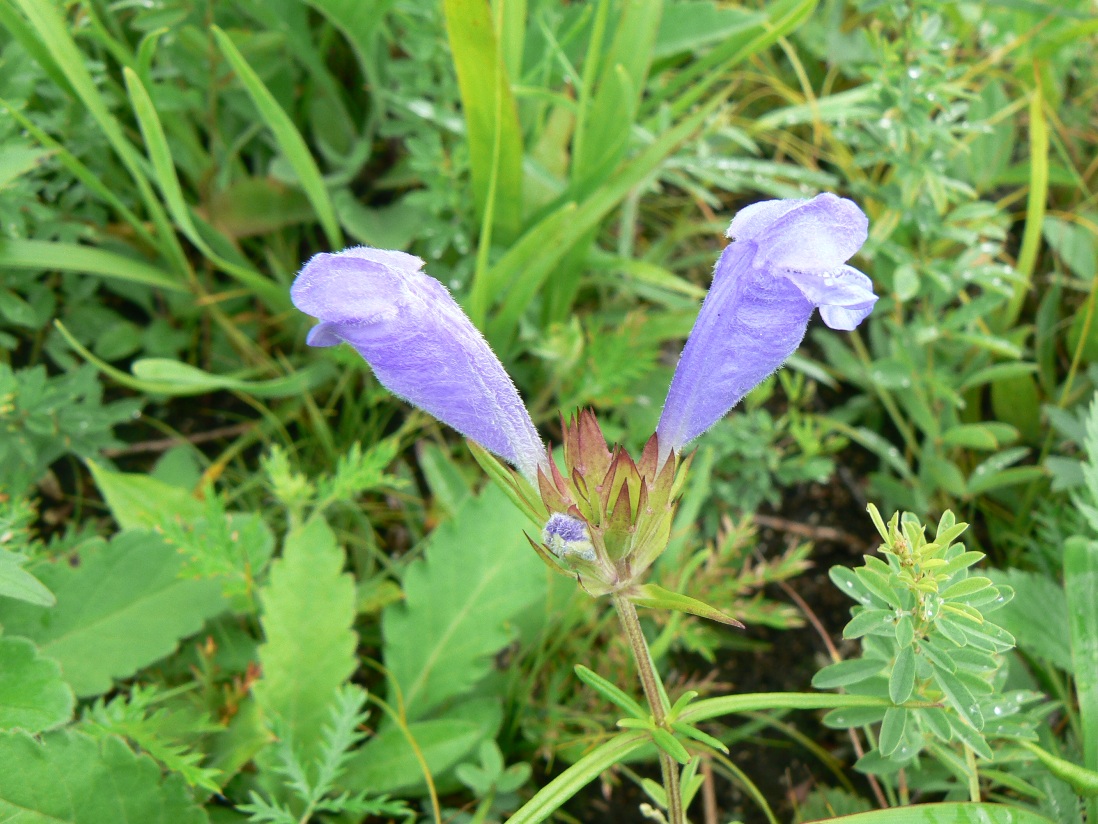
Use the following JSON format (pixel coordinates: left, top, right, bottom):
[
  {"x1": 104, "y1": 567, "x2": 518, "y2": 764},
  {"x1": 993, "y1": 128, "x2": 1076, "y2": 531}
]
[{"x1": 612, "y1": 592, "x2": 684, "y2": 824}]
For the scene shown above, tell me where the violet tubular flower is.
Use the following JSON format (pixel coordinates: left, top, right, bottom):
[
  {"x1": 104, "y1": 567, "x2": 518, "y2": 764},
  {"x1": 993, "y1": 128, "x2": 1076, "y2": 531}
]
[
  {"x1": 291, "y1": 247, "x2": 547, "y2": 484},
  {"x1": 657, "y1": 193, "x2": 877, "y2": 461}
]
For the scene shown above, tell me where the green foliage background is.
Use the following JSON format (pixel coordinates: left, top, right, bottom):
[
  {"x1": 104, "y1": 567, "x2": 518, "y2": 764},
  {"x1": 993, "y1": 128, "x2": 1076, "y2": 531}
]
[{"x1": 1, "y1": 0, "x2": 1096, "y2": 821}]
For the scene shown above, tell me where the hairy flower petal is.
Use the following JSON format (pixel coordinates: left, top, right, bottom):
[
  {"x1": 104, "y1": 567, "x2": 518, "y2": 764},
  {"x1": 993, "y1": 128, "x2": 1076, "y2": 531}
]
[
  {"x1": 292, "y1": 247, "x2": 546, "y2": 483},
  {"x1": 657, "y1": 194, "x2": 875, "y2": 459}
]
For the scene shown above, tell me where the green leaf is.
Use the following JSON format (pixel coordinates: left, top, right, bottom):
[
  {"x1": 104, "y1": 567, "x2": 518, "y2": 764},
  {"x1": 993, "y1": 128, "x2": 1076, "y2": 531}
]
[
  {"x1": 941, "y1": 423, "x2": 1019, "y2": 451},
  {"x1": 574, "y1": 664, "x2": 647, "y2": 719},
  {"x1": 253, "y1": 516, "x2": 357, "y2": 767},
  {"x1": 507, "y1": 732, "x2": 648, "y2": 824},
  {"x1": 879, "y1": 707, "x2": 907, "y2": 757},
  {"x1": 0, "y1": 551, "x2": 54, "y2": 606},
  {"x1": 889, "y1": 646, "x2": 916, "y2": 705},
  {"x1": 0, "y1": 238, "x2": 186, "y2": 293},
  {"x1": 442, "y1": 0, "x2": 523, "y2": 255},
  {"x1": 0, "y1": 144, "x2": 51, "y2": 187},
  {"x1": 630, "y1": 582, "x2": 744, "y2": 626},
  {"x1": 0, "y1": 531, "x2": 226, "y2": 697},
  {"x1": 0, "y1": 637, "x2": 73, "y2": 732},
  {"x1": 933, "y1": 668, "x2": 982, "y2": 730},
  {"x1": 1065, "y1": 537, "x2": 1098, "y2": 785},
  {"x1": 0, "y1": 730, "x2": 208, "y2": 823},
  {"x1": 382, "y1": 484, "x2": 546, "y2": 720},
  {"x1": 812, "y1": 657, "x2": 887, "y2": 689},
  {"x1": 843, "y1": 609, "x2": 894, "y2": 639},
  {"x1": 211, "y1": 26, "x2": 342, "y2": 250},
  {"x1": 803, "y1": 802, "x2": 1057, "y2": 824},
  {"x1": 341, "y1": 697, "x2": 502, "y2": 795},
  {"x1": 86, "y1": 460, "x2": 204, "y2": 531}
]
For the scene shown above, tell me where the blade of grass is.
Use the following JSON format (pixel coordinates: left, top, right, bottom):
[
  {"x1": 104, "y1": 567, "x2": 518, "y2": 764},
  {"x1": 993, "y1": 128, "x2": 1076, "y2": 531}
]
[
  {"x1": 644, "y1": 0, "x2": 817, "y2": 121},
  {"x1": 445, "y1": 0, "x2": 525, "y2": 323},
  {"x1": 10, "y1": 0, "x2": 191, "y2": 278},
  {"x1": 122, "y1": 67, "x2": 287, "y2": 309},
  {"x1": 573, "y1": 0, "x2": 663, "y2": 181},
  {"x1": 211, "y1": 25, "x2": 343, "y2": 251},
  {"x1": 485, "y1": 91, "x2": 729, "y2": 348},
  {"x1": 0, "y1": 239, "x2": 187, "y2": 293},
  {"x1": 506, "y1": 732, "x2": 648, "y2": 824},
  {"x1": 0, "y1": 98, "x2": 159, "y2": 252},
  {"x1": 1000, "y1": 65, "x2": 1048, "y2": 330}
]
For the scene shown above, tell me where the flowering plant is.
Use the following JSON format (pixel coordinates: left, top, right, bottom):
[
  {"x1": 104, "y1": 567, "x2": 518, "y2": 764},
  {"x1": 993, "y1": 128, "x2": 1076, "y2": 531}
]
[{"x1": 292, "y1": 193, "x2": 876, "y2": 822}]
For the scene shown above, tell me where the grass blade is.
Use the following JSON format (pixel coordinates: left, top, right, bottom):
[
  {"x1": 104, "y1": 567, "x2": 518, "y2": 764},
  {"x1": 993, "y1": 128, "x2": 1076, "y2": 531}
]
[
  {"x1": 1001, "y1": 67, "x2": 1048, "y2": 330},
  {"x1": 10, "y1": 0, "x2": 190, "y2": 276},
  {"x1": 485, "y1": 92, "x2": 728, "y2": 348},
  {"x1": 211, "y1": 25, "x2": 343, "y2": 251},
  {"x1": 0, "y1": 239, "x2": 186, "y2": 293},
  {"x1": 122, "y1": 67, "x2": 286, "y2": 309}
]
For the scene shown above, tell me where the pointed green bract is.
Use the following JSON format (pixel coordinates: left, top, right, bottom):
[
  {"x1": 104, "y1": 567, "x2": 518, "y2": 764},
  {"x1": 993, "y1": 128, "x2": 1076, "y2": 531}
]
[
  {"x1": 0, "y1": 730, "x2": 207, "y2": 824},
  {"x1": 253, "y1": 516, "x2": 358, "y2": 767},
  {"x1": 0, "y1": 532, "x2": 226, "y2": 697}
]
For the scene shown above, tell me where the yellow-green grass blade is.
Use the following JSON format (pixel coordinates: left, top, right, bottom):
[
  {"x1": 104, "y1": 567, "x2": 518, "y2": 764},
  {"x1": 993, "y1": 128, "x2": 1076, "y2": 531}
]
[
  {"x1": 211, "y1": 25, "x2": 343, "y2": 251},
  {"x1": 1001, "y1": 69, "x2": 1048, "y2": 330}
]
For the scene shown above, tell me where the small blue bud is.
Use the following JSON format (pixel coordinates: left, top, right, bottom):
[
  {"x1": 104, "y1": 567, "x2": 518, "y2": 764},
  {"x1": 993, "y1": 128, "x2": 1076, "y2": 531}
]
[{"x1": 543, "y1": 513, "x2": 596, "y2": 562}]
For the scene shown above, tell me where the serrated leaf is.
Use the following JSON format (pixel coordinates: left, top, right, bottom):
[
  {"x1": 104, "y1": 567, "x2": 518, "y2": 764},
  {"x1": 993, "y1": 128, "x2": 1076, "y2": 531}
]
[
  {"x1": 253, "y1": 516, "x2": 357, "y2": 766},
  {"x1": 0, "y1": 637, "x2": 73, "y2": 732},
  {"x1": 382, "y1": 485, "x2": 546, "y2": 721},
  {"x1": 0, "y1": 532, "x2": 226, "y2": 697},
  {"x1": 0, "y1": 730, "x2": 207, "y2": 823},
  {"x1": 86, "y1": 460, "x2": 204, "y2": 530}
]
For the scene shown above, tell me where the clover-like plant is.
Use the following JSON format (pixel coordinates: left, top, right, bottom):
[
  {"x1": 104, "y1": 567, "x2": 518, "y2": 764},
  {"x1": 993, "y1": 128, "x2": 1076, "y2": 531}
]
[{"x1": 291, "y1": 193, "x2": 877, "y2": 823}]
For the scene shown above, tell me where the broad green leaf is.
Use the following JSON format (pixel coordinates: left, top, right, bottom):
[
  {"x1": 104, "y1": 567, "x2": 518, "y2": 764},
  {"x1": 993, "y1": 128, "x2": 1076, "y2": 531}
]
[
  {"x1": 0, "y1": 637, "x2": 73, "y2": 732},
  {"x1": 341, "y1": 697, "x2": 501, "y2": 795},
  {"x1": 805, "y1": 801, "x2": 1057, "y2": 824},
  {"x1": 253, "y1": 516, "x2": 357, "y2": 766},
  {"x1": 0, "y1": 531, "x2": 226, "y2": 697},
  {"x1": 211, "y1": 26, "x2": 343, "y2": 250},
  {"x1": 0, "y1": 730, "x2": 207, "y2": 824},
  {"x1": 86, "y1": 460, "x2": 204, "y2": 530},
  {"x1": 382, "y1": 484, "x2": 546, "y2": 720},
  {"x1": 0, "y1": 550, "x2": 54, "y2": 606}
]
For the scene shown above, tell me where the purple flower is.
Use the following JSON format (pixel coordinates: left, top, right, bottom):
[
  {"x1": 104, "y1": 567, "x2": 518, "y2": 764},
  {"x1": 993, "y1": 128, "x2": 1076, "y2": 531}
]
[
  {"x1": 291, "y1": 247, "x2": 547, "y2": 484},
  {"x1": 657, "y1": 193, "x2": 876, "y2": 459}
]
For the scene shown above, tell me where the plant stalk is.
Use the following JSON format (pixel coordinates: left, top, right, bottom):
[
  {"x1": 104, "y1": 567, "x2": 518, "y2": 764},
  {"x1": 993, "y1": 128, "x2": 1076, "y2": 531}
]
[{"x1": 612, "y1": 592, "x2": 684, "y2": 824}]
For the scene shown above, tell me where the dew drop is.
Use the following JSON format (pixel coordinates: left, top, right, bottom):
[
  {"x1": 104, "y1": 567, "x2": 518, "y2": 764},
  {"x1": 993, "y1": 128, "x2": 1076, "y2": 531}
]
[{"x1": 907, "y1": 67, "x2": 922, "y2": 80}]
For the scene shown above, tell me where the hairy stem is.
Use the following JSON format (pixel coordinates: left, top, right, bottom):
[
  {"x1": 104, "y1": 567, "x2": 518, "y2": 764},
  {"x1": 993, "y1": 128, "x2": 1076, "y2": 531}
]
[{"x1": 613, "y1": 592, "x2": 684, "y2": 824}]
